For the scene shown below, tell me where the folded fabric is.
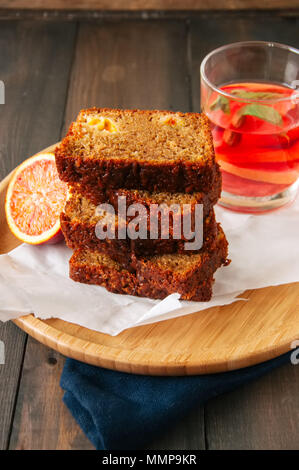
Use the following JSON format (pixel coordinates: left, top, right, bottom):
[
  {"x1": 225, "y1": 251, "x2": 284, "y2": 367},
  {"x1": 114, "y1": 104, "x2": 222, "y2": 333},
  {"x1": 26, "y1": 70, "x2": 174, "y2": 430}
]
[{"x1": 60, "y1": 352, "x2": 292, "y2": 450}]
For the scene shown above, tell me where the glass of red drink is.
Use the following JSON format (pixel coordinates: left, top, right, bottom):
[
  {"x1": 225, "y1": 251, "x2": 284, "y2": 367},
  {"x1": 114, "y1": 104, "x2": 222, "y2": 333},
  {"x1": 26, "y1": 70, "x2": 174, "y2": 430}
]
[{"x1": 201, "y1": 41, "x2": 299, "y2": 212}]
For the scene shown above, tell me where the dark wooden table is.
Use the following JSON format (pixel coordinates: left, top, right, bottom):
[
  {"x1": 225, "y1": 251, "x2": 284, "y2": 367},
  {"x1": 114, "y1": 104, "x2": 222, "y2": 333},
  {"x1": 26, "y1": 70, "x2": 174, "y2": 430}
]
[{"x1": 0, "y1": 10, "x2": 299, "y2": 450}]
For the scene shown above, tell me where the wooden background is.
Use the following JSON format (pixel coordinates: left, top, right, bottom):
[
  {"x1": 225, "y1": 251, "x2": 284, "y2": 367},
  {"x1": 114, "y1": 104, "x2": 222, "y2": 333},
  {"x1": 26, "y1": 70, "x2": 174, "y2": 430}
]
[
  {"x1": 1, "y1": 1, "x2": 299, "y2": 12},
  {"x1": 0, "y1": 9, "x2": 299, "y2": 449}
]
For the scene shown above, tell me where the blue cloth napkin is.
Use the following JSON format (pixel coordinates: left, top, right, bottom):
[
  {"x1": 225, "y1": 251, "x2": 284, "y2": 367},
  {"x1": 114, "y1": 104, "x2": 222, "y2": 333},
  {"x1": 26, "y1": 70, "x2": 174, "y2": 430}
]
[{"x1": 60, "y1": 352, "x2": 291, "y2": 450}]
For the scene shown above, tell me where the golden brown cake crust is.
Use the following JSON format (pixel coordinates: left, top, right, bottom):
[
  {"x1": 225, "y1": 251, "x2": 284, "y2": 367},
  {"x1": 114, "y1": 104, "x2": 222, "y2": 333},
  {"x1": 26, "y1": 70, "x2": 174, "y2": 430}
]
[
  {"x1": 55, "y1": 108, "x2": 221, "y2": 194},
  {"x1": 69, "y1": 227, "x2": 228, "y2": 301},
  {"x1": 69, "y1": 178, "x2": 221, "y2": 216},
  {"x1": 60, "y1": 191, "x2": 219, "y2": 269}
]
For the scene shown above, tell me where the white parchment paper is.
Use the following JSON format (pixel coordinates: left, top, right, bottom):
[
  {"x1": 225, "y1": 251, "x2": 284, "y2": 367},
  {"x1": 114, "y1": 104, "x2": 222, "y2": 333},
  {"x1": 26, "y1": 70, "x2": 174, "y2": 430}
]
[{"x1": 0, "y1": 197, "x2": 299, "y2": 335}]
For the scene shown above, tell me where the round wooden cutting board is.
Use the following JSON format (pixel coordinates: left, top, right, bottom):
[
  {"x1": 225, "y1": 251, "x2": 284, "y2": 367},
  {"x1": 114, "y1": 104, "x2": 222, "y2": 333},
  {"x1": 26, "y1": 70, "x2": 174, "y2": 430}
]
[{"x1": 1, "y1": 145, "x2": 299, "y2": 375}]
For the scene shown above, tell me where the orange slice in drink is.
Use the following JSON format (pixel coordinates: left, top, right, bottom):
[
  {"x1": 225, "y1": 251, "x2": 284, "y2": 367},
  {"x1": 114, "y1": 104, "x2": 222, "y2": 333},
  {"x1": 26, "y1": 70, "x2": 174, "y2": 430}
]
[
  {"x1": 5, "y1": 153, "x2": 68, "y2": 245},
  {"x1": 218, "y1": 159, "x2": 299, "y2": 185}
]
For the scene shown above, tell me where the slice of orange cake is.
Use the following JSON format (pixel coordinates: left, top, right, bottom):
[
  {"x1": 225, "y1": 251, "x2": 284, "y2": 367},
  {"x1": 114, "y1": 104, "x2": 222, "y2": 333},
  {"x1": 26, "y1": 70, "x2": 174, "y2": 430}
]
[
  {"x1": 69, "y1": 226, "x2": 229, "y2": 301},
  {"x1": 55, "y1": 108, "x2": 221, "y2": 194}
]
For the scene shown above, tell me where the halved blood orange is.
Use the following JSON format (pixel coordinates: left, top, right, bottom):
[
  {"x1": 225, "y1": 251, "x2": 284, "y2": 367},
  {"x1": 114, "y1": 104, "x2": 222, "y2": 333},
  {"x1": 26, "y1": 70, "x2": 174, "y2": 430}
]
[{"x1": 5, "y1": 153, "x2": 68, "y2": 245}]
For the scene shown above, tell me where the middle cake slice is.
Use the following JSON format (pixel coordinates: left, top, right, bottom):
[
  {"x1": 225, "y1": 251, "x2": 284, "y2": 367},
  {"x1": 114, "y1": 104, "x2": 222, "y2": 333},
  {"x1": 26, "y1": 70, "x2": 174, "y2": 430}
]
[{"x1": 61, "y1": 188, "x2": 219, "y2": 269}]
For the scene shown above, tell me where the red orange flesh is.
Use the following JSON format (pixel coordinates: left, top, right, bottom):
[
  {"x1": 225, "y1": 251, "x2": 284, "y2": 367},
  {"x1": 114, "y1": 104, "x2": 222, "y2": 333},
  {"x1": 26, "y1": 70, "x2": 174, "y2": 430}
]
[{"x1": 5, "y1": 153, "x2": 68, "y2": 245}]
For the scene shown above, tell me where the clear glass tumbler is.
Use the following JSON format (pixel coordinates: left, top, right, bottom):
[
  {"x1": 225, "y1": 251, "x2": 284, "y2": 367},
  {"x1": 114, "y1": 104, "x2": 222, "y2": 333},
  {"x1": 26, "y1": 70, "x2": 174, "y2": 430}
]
[{"x1": 201, "y1": 41, "x2": 299, "y2": 212}]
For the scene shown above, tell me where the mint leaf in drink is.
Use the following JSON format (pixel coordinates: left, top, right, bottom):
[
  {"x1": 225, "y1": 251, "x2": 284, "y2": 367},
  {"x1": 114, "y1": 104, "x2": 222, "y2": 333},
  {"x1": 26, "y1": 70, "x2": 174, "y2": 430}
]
[
  {"x1": 233, "y1": 103, "x2": 282, "y2": 127},
  {"x1": 210, "y1": 95, "x2": 230, "y2": 114},
  {"x1": 230, "y1": 90, "x2": 282, "y2": 100}
]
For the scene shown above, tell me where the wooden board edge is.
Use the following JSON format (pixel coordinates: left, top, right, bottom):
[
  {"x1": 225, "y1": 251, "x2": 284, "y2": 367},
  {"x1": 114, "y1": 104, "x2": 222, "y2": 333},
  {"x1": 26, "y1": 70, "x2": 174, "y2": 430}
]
[{"x1": 13, "y1": 315, "x2": 295, "y2": 375}]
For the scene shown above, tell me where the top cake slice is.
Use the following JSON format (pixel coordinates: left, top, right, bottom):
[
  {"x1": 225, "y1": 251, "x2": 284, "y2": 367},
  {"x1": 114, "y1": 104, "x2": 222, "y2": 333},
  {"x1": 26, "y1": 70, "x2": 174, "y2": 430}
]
[{"x1": 55, "y1": 108, "x2": 221, "y2": 194}]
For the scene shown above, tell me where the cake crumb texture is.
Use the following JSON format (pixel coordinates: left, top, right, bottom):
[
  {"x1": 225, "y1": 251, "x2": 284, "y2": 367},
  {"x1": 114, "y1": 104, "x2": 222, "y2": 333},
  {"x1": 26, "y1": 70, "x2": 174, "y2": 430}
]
[{"x1": 55, "y1": 108, "x2": 221, "y2": 193}]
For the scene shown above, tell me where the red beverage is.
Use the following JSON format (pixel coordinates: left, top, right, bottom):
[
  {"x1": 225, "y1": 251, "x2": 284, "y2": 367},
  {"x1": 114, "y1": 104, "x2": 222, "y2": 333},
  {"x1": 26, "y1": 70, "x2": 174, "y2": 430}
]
[{"x1": 207, "y1": 82, "x2": 299, "y2": 200}]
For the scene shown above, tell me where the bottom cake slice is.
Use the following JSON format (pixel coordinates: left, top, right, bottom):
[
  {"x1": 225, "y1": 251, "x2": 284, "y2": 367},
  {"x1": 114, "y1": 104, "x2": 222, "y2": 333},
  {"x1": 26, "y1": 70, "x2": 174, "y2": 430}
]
[{"x1": 69, "y1": 227, "x2": 229, "y2": 301}]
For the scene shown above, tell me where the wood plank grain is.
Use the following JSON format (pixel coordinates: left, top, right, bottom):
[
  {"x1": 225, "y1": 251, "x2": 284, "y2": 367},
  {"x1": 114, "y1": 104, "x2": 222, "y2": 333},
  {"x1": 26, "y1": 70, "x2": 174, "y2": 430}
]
[
  {"x1": 0, "y1": 323, "x2": 26, "y2": 450},
  {"x1": 148, "y1": 404, "x2": 205, "y2": 450},
  {"x1": 205, "y1": 362, "x2": 299, "y2": 449},
  {"x1": 0, "y1": 21, "x2": 77, "y2": 178},
  {"x1": 1, "y1": 0, "x2": 299, "y2": 11},
  {"x1": 189, "y1": 14, "x2": 299, "y2": 111},
  {"x1": 9, "y1": 338, "x2": 93, "y2": 449},
  {"x1": 0, "y1": 20, "x2": 76, "y2": 449},
  {"x1": 63, "y1": 19, "x2": 190, "y2": 131}
]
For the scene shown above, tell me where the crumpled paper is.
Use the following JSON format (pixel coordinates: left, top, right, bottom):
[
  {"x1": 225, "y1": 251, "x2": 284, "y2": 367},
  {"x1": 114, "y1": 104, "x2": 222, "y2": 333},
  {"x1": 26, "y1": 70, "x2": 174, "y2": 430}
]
[{"x1": 0, "y1": 196, "x2": 299, "y2": 335}]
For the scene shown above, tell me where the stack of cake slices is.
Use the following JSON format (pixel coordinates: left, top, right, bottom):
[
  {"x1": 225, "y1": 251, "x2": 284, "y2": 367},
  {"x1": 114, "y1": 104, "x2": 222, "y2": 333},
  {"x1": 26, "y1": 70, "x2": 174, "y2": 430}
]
[{"x1": 55, "y1": 108, "x2": 229, "y2": 301}]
